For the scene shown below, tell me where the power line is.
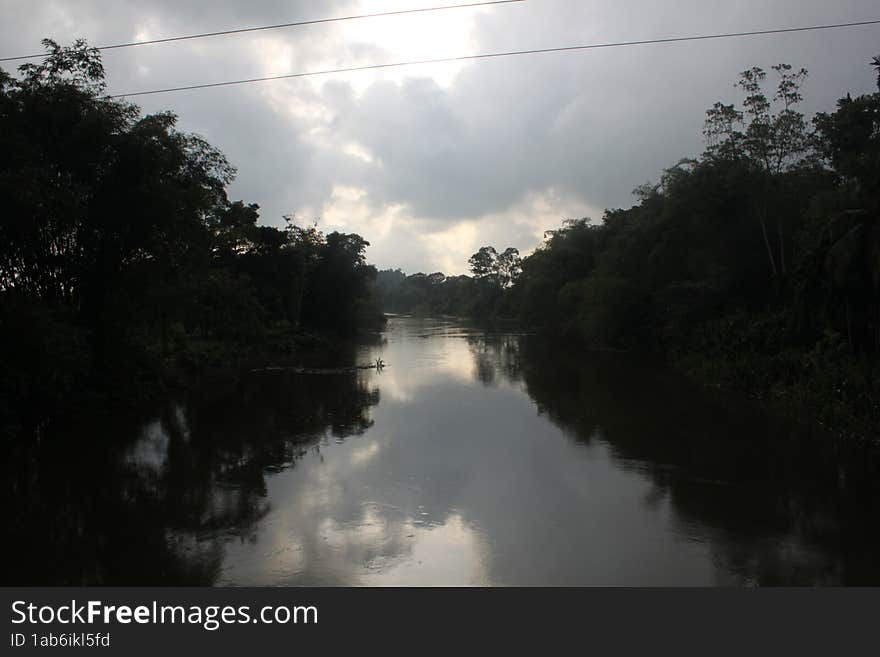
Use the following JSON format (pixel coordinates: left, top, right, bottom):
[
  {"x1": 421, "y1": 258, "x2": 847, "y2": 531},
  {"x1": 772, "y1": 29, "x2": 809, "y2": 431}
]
[
  {"x1": 0, "y1": 0, "x2": 525, "y2": 63},
  {"x1": 109, "y1": 19, "x2": 880, "y2": 99}
]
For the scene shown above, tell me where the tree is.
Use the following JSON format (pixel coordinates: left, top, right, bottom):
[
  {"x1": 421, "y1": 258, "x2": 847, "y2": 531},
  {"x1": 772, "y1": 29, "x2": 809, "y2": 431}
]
[
  {"x1": 283, "y1": 216, "x2": 324, "y2": 327},
  {"x1": 813, "y1": 58, "x2": 880, "y2": 210},
  {"x1": 0, "y1": 39, "x2": 235, "y2": 363},
  {"x1": 705, "y1": 64, "x2": 812, "y2": 174},
  {"x1": 303, "y1": 231, "x2": 377, "y2": 333},
  {"x1": 468, "y1": 245, "x2": 521, "y2": 288},
  {"x1": 807, "y1": 54, "x2": 880, "y2": 352},
  {"x1": 211, "y1": 201, "x2": 262, "y2": 258},
  {"x1": 468, "y1": 246, "x2": 498, "y2": 280},
  {"x1": 703, "y1": 64, "x2": 815, "y2": 277},
  {"x1": 497, "y1": 248, "x2": 522, "y2": 288}
]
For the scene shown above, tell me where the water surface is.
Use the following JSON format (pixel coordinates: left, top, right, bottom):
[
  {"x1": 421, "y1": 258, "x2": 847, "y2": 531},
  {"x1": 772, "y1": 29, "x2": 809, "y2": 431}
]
[{"x1": 9, "y1": 316, "x2": 880, "y2": 585}]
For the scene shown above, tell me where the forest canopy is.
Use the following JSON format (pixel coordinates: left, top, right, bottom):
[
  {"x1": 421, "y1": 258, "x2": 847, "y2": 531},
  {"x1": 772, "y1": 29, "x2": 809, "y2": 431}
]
[{"x1": 0, "y1": 40, "x2": 384, "y2": 435}]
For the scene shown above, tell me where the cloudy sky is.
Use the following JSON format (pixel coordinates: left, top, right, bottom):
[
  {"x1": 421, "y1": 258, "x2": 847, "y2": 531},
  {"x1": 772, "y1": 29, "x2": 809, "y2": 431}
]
[{"x1": 3, "y1": 1, "x2": 878, "y2": 273}]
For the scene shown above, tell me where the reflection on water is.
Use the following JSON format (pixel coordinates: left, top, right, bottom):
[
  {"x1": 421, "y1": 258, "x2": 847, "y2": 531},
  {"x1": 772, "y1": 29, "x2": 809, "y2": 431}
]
[{"x1": 6, "y1": 317, "x2": 880, "y2": 585}]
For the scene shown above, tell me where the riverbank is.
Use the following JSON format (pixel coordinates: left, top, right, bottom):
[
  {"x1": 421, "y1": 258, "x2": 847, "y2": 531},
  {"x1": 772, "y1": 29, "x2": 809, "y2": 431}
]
[
  {"x1": 516, "y1": 316, "x2": 878, "y2": 445},
  {"x1": 676, "y1": 347, "x2": 879, "y2": 446},
  {"x1": 0, "y1": 316, "x2": 386, "y2": 446},
  {"x1": 665, "y1": 312, "x2": 880, "y2": 445}
]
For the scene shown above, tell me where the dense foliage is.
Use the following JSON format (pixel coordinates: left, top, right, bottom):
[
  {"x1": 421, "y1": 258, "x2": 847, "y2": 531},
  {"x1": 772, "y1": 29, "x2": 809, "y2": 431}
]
[
  {"x1": 382, "y1": 58, "x2": 880, "y2": 439},
  {"x1": 0, "y1": 41, "x2": 383, "y2": 437},
  {"x1": 376, "y1": 247, "x2": 521, "y2": 319}
]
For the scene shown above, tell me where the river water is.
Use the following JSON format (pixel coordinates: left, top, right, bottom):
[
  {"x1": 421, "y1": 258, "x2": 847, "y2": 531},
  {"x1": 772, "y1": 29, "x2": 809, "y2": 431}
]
[{"x1": 10, "y1": 316, "x2": 880, "y2": 585}]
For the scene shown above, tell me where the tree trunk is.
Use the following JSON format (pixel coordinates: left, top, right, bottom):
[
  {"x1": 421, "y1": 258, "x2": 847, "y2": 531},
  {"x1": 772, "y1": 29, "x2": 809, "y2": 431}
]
[
  {"x1": 777, "y1": 217, "x2": 786, "y2": 275},
  {"x1": 756, "y1": 200, "x2": 778, "y2": 277},
  {"x1": 293, "y1": 255, "x2": 307, "y2": 328}
]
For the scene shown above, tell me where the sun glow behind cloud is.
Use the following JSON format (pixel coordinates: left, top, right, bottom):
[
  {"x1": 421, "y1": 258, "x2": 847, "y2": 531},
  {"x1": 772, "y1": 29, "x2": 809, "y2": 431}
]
[
  {"x1": 249, "y1": 1, "x2": 488, "y2": 95},
  {"x1": 328, "y1": 1, "x2": 487, "y2": 92}
]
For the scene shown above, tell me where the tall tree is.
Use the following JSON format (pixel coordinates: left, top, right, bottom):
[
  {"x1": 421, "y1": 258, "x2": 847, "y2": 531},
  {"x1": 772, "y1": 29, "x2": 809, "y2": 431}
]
[
  {"x1": 497, "y1": 247, "x2": 522, "y2": 288},
  {"x1": 468, "y1": 246, "x2": 499, "y2": 280},
  {"x1": 0, "y1": 39, "x2": 235, "y2": 363},
  {"x1": 703, "y1": 64, "x2": 815, "y2": 277}
]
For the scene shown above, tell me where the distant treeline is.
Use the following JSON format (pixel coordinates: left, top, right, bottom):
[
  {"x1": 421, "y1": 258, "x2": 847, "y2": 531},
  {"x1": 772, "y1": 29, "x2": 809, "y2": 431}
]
[
  {"x1": 0, "y1": 40, "x2": 383, "y2": 435},
  {"x1": 379, "y1": 59, "x2": 880, "y2": 439}
]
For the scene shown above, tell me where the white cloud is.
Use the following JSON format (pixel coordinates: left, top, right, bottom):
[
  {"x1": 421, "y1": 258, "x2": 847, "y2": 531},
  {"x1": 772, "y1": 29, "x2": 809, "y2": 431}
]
[{"x1": 3, "y1": 0, "x2": 879, "y2": 273}]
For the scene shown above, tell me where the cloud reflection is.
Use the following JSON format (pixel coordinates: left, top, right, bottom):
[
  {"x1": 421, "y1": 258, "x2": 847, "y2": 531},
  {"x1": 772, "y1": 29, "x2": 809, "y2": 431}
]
[{"x1": 45, "y1": 316, "x2": 880, "y2": 586}]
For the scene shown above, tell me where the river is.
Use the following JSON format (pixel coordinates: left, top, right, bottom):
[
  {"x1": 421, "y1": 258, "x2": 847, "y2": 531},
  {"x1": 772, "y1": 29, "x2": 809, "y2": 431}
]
[{"x1": 10, "y1": 316, "x2": 880, "y2": 585}]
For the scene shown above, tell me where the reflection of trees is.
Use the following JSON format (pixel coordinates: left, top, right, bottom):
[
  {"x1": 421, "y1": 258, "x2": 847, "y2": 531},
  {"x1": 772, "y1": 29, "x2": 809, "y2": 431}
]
[
  {"x1": 479, "y1": 335, "x2": 880, "y2": 585},
  {"x1": 4, "y1": 370, "x2": 379, "y2": 585},
  {"x1": 466, "y1": 334, "x2": 523, "y2": 387}
]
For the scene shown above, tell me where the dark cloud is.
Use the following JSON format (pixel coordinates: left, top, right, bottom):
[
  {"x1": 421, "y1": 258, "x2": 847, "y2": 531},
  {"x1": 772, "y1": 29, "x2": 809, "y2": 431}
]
[{"x1": 3, "y1": 0, "x2": 879, "y2": 272}]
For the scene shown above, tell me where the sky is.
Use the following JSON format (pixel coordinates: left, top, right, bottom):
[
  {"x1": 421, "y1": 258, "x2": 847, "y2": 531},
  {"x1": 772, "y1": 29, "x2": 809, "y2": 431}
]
[{"x1": 2, "y1": 1, "x2": 879, "y2": 274}]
